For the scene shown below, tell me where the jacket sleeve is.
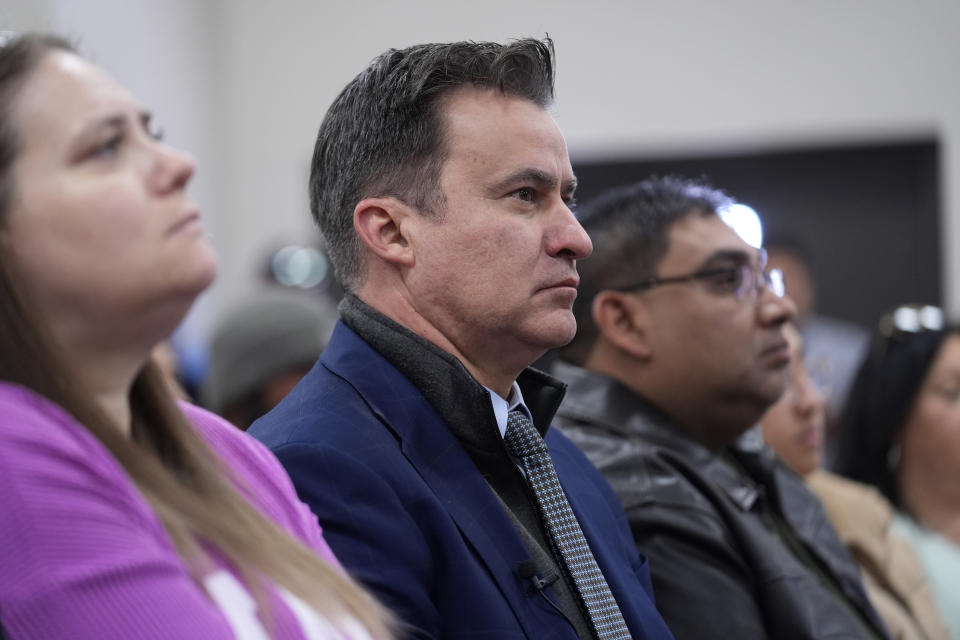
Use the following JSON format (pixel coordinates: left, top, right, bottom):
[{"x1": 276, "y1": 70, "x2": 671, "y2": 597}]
[
  {"x1": 625, "y1": 499, "x2": 770, "y2": 640},
  {"x1": 271, "y1": 441, "x2": 439, "y2": 640}
]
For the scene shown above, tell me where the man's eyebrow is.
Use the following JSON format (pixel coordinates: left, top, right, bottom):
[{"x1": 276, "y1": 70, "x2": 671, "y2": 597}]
[
  {"x1": 698, "y1": 249, "x2": 754, "y2": 268},
  {"x1": 488, "y1": 167, "x2": 577, "y2": 195},
  {"x1": 492, "y1": 167, "x2": 556, "y2": 191}
]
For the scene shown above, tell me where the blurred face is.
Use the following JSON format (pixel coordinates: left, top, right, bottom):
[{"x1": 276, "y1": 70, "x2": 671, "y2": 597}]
[
  {"x1": 4, "y1": 50, "x2": 216, "y2": 348},
  {"x1": 406, "y1": 88, "x2": 592, "y2": 366},
  {"x1": 644, "y1": 214, "x2": 797, "y2": 417},
  {"x1": 900, "y1": 334, "x2": 960, "y2": 507},
  {"x1": 761, "y1": 324, "x2": 826, "y2": 476}
]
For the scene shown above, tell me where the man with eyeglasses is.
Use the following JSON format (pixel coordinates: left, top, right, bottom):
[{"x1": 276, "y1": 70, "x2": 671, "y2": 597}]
[{"x1": 552, "y1": 176, "x2": 892, "y2": 639}]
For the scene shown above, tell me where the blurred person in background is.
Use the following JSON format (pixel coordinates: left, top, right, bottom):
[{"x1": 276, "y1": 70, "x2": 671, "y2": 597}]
[
  {"x1": 765, "y1": 239, "x2": 870, "y2": 461},
  {"x1": 553, "y1": 175, "x2": 890, "y2": 639},
  {"x1": 760, "y1": 322, "x2": 826, "y2": 477},
  {"x1": 0, "y1": 32, "x2": 392, "y2": 638},
  {"x1": 202, "y1": 287, "x2": 337, "y2": 429},
  {"x1": 762, "y1": 323, "x2": 948, "y2": 640},
  {"x1": 836, "y1": 304, "x2": 960, "y2": 638}
]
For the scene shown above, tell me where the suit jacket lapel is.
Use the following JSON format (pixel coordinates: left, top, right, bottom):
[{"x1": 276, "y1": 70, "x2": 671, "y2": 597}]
[{"x1": 320, "y1": 323, "x2": 553, "y2": 637}]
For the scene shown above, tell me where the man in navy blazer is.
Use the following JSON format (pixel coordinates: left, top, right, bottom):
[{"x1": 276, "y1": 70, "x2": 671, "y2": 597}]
[{"x1": 249, "y1": 38, "x2": 673, "y2": 640}]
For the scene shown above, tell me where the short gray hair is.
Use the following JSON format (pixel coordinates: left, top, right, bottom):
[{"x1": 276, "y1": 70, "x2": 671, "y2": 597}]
[{"x1": 309, "y1": 37, "x2": 557, "y2": 291}]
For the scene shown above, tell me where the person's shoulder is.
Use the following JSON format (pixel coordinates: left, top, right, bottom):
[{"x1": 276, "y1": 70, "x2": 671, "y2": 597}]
[
  {"x1": 180, "y1": 402, "x2": 300, "y2": 498},
  {"x1": 547, "y1": 428, "x2": 640, "y2": 526},
  {"x1": 547, "y1": 427, "x2": 615, "y2": 490},
  {"x1": 181, "y1": 402, "x2": 268, "y2": 459},
  {"x1": 807, "y1": 470, "x2": 894, "y2": 538},
  {"x1": 552, "y1": 418, "x2": 734, "y2": 547},
  {"x1": 0, "y1": 383, "x2": 159, "y2": 551},
  {"x1": 0, "y1": 381, "x2": 66, "y2": 426},
  {"x1": 248, "y1": 363, "x2": 394, "y2": 450},
  {"x1": 180, "y1": 402, "x2": 326, "y2": 542},
  {"x1": 0, "y1": 382, "x2": 113, "y2": 468},
  {"x1": 807, "y1": 470, "x2": 891, "y2": 512},
  {"x1": 555, "y1": 414, "x2": 715, "y2": 503}
]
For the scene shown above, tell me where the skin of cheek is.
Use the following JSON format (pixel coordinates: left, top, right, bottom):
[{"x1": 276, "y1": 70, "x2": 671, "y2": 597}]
[{"x1": 903, "y1": 396, "x2": 960, "y2": 500}]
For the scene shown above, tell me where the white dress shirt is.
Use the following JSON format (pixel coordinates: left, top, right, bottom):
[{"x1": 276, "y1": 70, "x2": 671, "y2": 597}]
[{"x1": 485, "y1": 381, "x2": 533, "y2": 438}]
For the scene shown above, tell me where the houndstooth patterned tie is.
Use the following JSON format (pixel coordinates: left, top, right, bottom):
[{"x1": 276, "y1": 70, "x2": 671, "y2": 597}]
[{"x1": 504, "y1": 410, "x2": 633, "y2": 640}]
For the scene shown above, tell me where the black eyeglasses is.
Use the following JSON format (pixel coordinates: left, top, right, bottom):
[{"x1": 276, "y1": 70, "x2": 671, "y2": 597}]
[{"x1": 617, "y1": 250, "x2": 786, "y2": 301}]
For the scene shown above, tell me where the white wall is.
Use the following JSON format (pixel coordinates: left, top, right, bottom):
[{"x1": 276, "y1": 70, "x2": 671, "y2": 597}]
[
  {"x1": 1, "y1": 1, "x2": 49, "y2": 30},
  {"x1": 212, "y1": 0, "x2": 960, "y2": 315},
  {"x1": 6, "y1": 0, "x2": 960, "y2": 342}
]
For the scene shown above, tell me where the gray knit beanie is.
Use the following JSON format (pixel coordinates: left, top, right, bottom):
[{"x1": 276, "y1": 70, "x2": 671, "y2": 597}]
[{"x1": 201, "y1": 288, "x2": 337, "y2": 413}]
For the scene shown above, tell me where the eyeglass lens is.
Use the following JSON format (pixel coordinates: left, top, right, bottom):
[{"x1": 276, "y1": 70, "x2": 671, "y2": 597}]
[{"x1": 735, "y1": 265, "x2": 785, "y2": 299}]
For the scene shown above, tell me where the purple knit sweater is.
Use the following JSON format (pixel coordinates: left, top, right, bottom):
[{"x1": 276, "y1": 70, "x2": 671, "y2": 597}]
[{"x1": 0, "y1": 382, "x2": 370, "y2": 639}]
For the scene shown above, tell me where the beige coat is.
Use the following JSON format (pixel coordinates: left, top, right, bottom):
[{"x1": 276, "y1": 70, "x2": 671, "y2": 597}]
[{"x1": 807, "y1": 470, "x2": 949, "y2": 640}]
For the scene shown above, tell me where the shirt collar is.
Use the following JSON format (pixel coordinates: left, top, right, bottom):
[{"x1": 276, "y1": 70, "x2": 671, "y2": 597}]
[{"x1": 485, "y1": 381, "x2": 531, "y2": 439}]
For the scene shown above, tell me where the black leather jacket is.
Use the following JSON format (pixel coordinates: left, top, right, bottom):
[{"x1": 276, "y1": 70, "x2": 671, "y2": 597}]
[{"x1": 552, "y1": 361, "x2": 890, "y2": 640}]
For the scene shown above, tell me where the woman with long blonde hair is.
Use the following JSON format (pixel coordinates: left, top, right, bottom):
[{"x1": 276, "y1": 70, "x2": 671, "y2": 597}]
[{"x1": 0, "y1": 32, "x2": 393, "y2": 639}]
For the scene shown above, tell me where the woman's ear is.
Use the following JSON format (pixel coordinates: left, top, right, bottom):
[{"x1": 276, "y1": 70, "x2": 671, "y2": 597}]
[
  {"x1": 353, "y1": 197, "x2": 415, "y2": 267},
  {"x1": 592, "y1": 290, "x2": 653, "y2": 361}
]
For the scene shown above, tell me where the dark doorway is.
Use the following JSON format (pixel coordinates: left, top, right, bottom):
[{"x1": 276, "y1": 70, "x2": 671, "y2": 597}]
[{"x1": 572, "y1": 139, "x2": 941, "y2": 328}]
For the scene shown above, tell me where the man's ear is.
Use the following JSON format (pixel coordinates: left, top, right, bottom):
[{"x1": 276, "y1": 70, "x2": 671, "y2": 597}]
[
  {"x1": 353, "y1": 196, "x2": 416, "y2": 267},
  {"x1": 591, "y1": 290, "x2": 653, "y2": 360}
]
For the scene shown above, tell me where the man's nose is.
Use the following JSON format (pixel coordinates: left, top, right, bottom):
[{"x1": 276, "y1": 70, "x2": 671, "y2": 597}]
[
  {"x1": 758, "y1": 289, "x2": 797, "y2": 326},
  {"x1": 548, "y1": 203, "x2": 592, "y2": 260}
]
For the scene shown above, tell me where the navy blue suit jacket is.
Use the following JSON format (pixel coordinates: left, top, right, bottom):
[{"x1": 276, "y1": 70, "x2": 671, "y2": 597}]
[{"x1": 250, "y1": 322, "x2": 673, "y2": 639}]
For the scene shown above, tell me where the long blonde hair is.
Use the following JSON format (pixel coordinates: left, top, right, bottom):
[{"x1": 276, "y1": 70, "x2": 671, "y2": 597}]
[{"x1": 0, "y1": 33, "x2": 393, "y2": 637}]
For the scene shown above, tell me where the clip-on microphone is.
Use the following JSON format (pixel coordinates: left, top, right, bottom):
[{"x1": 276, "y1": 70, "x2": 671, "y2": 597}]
[
  {"x1": 516, "y1": 559, "x2": 560, "y2": 593},
  {"x1": 516, "y1": 559, "x2": 573, "y2": 627}
]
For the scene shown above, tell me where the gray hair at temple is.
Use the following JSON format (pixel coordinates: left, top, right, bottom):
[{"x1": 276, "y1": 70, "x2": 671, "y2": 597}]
[
  {"x1": 309, "y1": 37, "x2": 556, "y2": 291},
  {"x1": 561, "y1": 175, "x2": 731, "y2": 365}
]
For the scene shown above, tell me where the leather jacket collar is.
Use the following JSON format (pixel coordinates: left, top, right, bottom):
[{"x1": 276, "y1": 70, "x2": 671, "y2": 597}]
[{"x1": 552, "y1": 359, "x2": 780, "y2": 512}]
